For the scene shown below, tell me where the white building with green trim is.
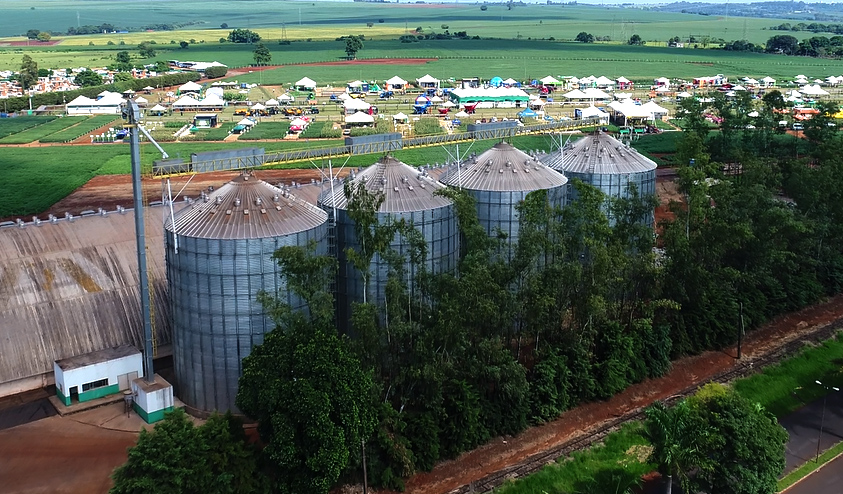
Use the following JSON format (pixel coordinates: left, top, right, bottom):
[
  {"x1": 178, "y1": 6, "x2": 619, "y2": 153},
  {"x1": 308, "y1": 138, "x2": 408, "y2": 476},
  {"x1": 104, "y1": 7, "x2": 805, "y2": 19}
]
[
  {"x1": 53, "y1": 345, "x2": 142, "y2": 406},
  {"x1": 449, "y1": 87, "x2": 530, "y2": 108}
]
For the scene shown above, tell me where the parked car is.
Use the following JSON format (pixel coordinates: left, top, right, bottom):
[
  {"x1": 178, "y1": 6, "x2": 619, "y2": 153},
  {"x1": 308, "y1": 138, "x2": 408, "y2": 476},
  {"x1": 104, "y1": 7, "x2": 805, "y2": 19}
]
[
  {"x1": 792, "y1": 122, "x2": 804, "y2": 131},
  {"x1": 308, "y1": 107, "x2": 320, "y2": 114}
]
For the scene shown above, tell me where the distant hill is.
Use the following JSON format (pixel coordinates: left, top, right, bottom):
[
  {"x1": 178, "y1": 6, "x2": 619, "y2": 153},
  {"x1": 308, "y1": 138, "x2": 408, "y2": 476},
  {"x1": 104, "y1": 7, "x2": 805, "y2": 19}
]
[{"x1": 651, "y1": 1, "x2": 843, "y2": 22}]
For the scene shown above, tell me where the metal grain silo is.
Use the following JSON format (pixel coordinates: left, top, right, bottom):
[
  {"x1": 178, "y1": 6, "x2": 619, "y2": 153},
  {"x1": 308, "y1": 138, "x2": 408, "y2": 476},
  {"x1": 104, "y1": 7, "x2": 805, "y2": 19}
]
[
  {"x1": 165, "y1": 173, "x2": 328, "y2": 414},
  {"x1": 544, "y1": 132, "x2": 657, "y2": 223},
  {"x1": 439, "y1": 141, "x2": 567, "y2": 258},
  {"x1": 318, "y1": 156, "x2": 458, "y2": 332}
]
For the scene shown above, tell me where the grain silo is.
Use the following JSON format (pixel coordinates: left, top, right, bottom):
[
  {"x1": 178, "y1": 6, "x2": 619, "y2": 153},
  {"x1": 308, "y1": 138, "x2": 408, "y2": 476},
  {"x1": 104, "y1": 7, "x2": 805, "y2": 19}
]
[
  {"x1": 165, "y1": 173, "x2": 328, "y2": 414},
  {"x1": 318, "y1": 156, "x2": 458, "y2": 331},
  {"x1": 543, "y1": 132, "x2": 657, "y2": 221},
  {"x1": 439, "y1": 141, "x2": 567, "y2": 258}
]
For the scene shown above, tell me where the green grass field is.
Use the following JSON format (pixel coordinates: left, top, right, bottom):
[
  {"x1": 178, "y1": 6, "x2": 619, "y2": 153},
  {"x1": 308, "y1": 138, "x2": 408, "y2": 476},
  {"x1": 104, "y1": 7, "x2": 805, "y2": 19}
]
[
  {"x1": 0, "y1": 116, "x2": 57, "y2": 138},
  {"x1": 238, "y1": 121, "x2": 291, "y2": 140},
  {"x1": 0, "y1": 116, "x2": 89, "y2": 144},
  {"x1": 38, "y1": 115, "x2": 119, "y2": 143}
]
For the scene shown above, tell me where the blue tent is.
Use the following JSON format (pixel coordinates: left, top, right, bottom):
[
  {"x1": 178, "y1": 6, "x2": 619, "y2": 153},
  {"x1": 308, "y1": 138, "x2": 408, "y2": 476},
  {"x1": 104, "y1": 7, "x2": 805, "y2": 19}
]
[
  {"x1": 489, "y1": 76, "x2": 503, "y2": 87},
  {"x1": 517, "y1": 109, "x2": 538, "y2": 118}
]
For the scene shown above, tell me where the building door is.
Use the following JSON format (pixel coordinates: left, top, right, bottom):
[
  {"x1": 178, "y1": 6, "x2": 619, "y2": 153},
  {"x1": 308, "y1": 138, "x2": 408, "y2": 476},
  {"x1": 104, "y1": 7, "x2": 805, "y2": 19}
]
[
  {"x1": 118, "y1": 373, "x2": 128, "y2": 391},
  {"x1": 69, "y1": 386, "x2": 78, "y2": 403}
]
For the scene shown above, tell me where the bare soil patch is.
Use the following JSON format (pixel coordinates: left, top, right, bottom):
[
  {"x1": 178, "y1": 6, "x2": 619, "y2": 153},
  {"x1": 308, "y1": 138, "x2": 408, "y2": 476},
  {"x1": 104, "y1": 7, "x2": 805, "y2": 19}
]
[
  {"x1": 0, "y1": 40, "x2": 61, "y2": 46},
  {"x1": 298, "y1": 58, "x2": 437, "y2": 67}
]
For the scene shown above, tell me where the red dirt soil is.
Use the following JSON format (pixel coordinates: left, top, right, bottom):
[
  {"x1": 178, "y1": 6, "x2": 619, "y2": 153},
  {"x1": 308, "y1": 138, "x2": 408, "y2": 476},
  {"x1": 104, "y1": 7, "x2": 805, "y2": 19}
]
[{"x1": 0, "y1": 40, "x2": 61, "y2": 46}]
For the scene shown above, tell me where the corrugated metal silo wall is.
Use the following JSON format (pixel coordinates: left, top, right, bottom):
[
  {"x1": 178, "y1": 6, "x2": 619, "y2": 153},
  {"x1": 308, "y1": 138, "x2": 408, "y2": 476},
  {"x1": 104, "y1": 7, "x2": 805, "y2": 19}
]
[
  {"x1": 334, "y1": 204, "x2": 459, "y2": 333},
  {"x1": 166, "y1": 224, "x2": 328, "y2": 414},
  {"x1": 468, "y1": 185, "x2": 567, "y2": 260},
  {"x1": 566, "y1": 169, "x2": 656, "y2": 226}
]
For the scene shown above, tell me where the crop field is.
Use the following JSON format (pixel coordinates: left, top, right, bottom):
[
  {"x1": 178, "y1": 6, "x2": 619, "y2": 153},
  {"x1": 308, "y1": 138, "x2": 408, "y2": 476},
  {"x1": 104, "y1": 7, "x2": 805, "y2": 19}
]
[
  {"x1": 239, "y1": 122, "x2": 292, "y2": 140},
  {"x1": 198, "y1": 125, "x2": 235, "y2": 141},
  {"x1": 0, "y1": 116, "x2": 90, "y2": 144},
  {"x1": 38, "y1": 115, "x2": 119, "y2": 143},
  {"x1": 0, "y1": 1, "x2": 827, "y2": 45},
  {"x1": 0, "y1": 116, "x2": 57, "y2": 138}
]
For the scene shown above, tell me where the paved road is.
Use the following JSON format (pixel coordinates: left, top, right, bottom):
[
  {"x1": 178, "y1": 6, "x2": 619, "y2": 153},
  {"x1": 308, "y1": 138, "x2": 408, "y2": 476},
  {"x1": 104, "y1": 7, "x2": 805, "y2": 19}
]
[
  {"x1": 780, "y1": 390, "x2": 843, "y2": 474},
  {"x1": 785, "y1": 451, "x2": 843, "y2": 494}
]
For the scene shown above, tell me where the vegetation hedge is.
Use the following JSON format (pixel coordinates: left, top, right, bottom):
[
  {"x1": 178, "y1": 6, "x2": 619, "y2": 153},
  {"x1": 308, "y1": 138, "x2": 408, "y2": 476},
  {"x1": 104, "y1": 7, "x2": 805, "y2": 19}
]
[{"x1": 0, "y1": 72, "x2": 200, "y2": 113}]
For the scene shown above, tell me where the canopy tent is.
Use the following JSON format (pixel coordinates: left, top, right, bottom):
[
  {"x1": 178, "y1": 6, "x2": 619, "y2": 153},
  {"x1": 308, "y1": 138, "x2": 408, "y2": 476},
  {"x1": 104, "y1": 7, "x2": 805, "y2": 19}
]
[
  {"x1": 641, "y1": 100, "x2": 669, "y2": 118},
  {"x1": 346, "y1": 80, "x2": 365, "y2": 91},
  {"x1": 440, "y1": 101, "x2": 456, "y2": 108},
  {"x1": 761, "y1": 76, "x2": 777, "y2": 86},
  {"x1": 826, "y1": 76, "x2": 840, "y2": 85},
  {"x1": 518, "y1": 108, "x2": 538, "y2": 118},
  {"x1": 278, "y1": 93, "x2": 295, "y2": 102},
  {"x1": 199, "y1": 94, "x2": 225, "y2": 108},
  {"x1": 393, "y1": 112, "x2": 409, "y2": 121},
  {"x1": 346, "y1": 111, "x2": 375, "y2": 124},
  {"x1": 237, "y1": 118, "x2": 256, "y2": 127},
  {"x1": 416, "y1": 74, "x2": 440, "y2": 89},
  {"x1": 143, "y1": 86, "x2": 155, "y2": 91},
  {"x1": 179, "y1": 81, "x2": 202, "y2": 93},
  {"x1": 386, "y1": 75, "x2": 408, "y2": 86},
  {"x1": 529, "y1": 98, "x2": 546, "y2": 108},
  {"x1": 251, "y1": 103, "x2": 266, "y2": 110},
  {"x1": 801, "y1": 84, "x2": 830, "y2": 96},
  {"x1": 294, "y1": 77, "x2": 316, "y2": 90},
  {"x1": 616, "y1": 76, "x2": 631, "y2": 84},
  {"x1": 787, "y1": 90, "x2": 803, "y2": 98},
  {"x1": 655, "y1": 86, "x2": 671, "y2": 93},
  {"x1": 654, "y1": 77, "x2": 671, "y2": 87},
  {"x1": 594, "y1": 76, "x2": 615, "y2": 87},
  {"x1": 454, "y1": 110, "x2": 469, "y2": 118},
  {"x1": 343, "y1": 98, "x2": 371, "y2": 111},
  {"x1": 576, "y1": 105, "x2": 610, "y2": 123},
  {"x1": 742, "y1": 78, "x2": 759, "y2": 86},
  {"x1": 502, "y1": 78, "x2": 519, "y2": 86},
  {"x1": 265, "y1": 99, "x2": 280, "y2": 107},
  {"x1": 148, "y1": 104, "x2": 167, "y2": 115},
  {"x1": 430, "y1": 95, "x2": 444, "y2": 103},
  {"x1": 449, "y1": 87, "x2": 529, "y2": 105},
  {"x1": 582, "y1": 87, "x2": 611, "y2": 99},
  {"x1": 337, "y1": 92, "x2": 351, "y2": 101},
  {"x1": 489, "y1": 76, "x2": 504, "y2": 87},
  {"x1": 562, "y1": 89, "x2": 589, "y2": 100},
  {"x1": 540, "y1": 75, "x2": 560, "y2": 86},
  {"x1": 172, "y1": 95, "x2": 202, "y2": 108},
  {"x1": 731, "y1": 85, "x2": 747, "y2": 91},
  {"x1": 676, "y1": 91, "x2": 693, "y2": 98},
  {"x1": 615, "y1": 93, "x2": 633, "y2": 99},
  {"x1": 66, "y1": 94, "x2": 125, "y2": 115},
  {"x1": 135, "y1": 96, "x2": 148, "y2": 105}
]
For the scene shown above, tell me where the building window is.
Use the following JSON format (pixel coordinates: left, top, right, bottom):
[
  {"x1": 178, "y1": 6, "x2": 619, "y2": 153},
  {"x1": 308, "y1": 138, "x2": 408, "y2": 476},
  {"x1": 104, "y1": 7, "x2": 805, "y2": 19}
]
[{"x1": 82, "y1": 378, "x2": 109, "y2": 392}]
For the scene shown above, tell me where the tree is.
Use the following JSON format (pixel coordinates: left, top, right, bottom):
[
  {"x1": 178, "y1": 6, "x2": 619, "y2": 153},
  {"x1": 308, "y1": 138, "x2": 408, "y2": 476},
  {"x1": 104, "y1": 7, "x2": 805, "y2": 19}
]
[
  {"x1": 252, "y1": 42, "x2": 272, "y2": 65},
  {"x1": 643, "y1": 401, "x2": 711, "y2": 494},
  {"x1": 25, "y1": 29, "x2": 40, "y2": 39},
  {"x1": 36, "y1": 31, "x2": 51, "y2": 42},
  {"x1": 137, "y1": 42, "x2": 156, "y2": 58},
  {"x1": 220, "y1": 23, "x2": 229, "y2": 29},
  {"x1": 687, "y1": 384, "x2": 788, "y2": 494},
  {"x1": 628, "y1": 34, "x2": 645, "y2": 45},
  {"x1": 228, "y1": 28, "x2": 261, "y2": 43},
  {"x1": 345, "y1": 34, "x2": 364, "y2": 59},
  {"x1": 765, "y1": 34, "x2": 799, "y2": 55},
  {"x1": 73, "y1": 69, "x2": 103, "y2": 87},
  {"x1": 18, "y1": 55, "x2": 37, "y2": 90},
  {"x1": 110, "y1": 409, "x2": 268, "y2": 494},
  {"x1": 116, "y1": 51, "x2": 131, "y2": 64},
  {"x1": 179, "y1": 40, "x2": 189, "y2": 49},
  {"x1": 203, "y1": 66, "x2": 228, "y2": 78},
  {"x1": 238, "y1": 243, "x2": 377, "y2": 494},
  {"x1": 113, "y1": 72, "x2": 133, "y2": 83},
  {"x1": 575, "y1": 32, "x2": 595, "y2": 43},
  {"x1": 37, "y1": 68, "x2": 51, "y2": 78}
]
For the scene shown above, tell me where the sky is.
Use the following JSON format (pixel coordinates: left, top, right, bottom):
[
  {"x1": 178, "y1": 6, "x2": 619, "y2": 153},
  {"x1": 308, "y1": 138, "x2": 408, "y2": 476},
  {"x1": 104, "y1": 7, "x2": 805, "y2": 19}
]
[{"x1": 575, "y1": 0, "x2": 843, "y2": 4}]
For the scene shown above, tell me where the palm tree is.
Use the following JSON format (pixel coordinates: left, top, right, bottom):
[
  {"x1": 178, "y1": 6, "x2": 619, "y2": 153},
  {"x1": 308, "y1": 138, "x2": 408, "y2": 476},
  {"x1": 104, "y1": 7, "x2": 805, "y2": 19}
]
[{"x1": 642, "y1": 401, "x2": 710, "y2": 494}]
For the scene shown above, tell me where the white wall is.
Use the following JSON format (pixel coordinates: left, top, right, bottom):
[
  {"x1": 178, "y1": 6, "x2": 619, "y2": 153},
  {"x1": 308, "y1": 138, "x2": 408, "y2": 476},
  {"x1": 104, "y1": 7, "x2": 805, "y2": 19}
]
[{"x1": 54, "y1": 353, "x2": 143, "y2": 397}]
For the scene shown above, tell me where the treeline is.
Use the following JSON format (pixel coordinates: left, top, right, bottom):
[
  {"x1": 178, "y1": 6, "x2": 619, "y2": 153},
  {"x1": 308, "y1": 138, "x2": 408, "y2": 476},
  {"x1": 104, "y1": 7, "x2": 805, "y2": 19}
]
[
  {"x1": 770, "y1": 21, "x2": 843, "y2": 35},
  {"x1": 765, "y1": 33, "x2": 843, "y2": 57},
  {"x1": 721, "y1": 39, "x2": 763, "y2": 52},
  {"x1": 2, "y1": 72, "x2": 199, "y2": 113},
  {"x1": 63, "y1": 22, "x2": 200, "y2": 36}
]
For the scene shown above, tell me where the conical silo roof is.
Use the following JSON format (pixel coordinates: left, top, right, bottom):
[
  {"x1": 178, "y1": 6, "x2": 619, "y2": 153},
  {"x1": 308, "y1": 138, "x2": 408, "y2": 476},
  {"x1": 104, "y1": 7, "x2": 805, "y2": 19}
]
[
  {"x1": 319, "y1": 156, "x2": 451, "y2": 213},
  {"x1": 544, "y1": 132, "x2": 657, "y2": 175},
  {"x1": 165, "y1": 173, "x2": 327, "y2": 239},
  {"x1": 439, "y1": 141, "x2": 567, "y2": 191}
]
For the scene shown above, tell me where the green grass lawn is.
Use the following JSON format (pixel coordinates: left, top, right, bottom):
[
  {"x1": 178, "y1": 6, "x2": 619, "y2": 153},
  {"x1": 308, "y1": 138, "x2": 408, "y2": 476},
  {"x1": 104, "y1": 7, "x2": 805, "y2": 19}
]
[
  {"x1": 238, "y1": 121, "x2": 291, "y2": 140},
  {"x1": 0, "y1": 116, "x2": 57, "y2": 138},
  {"x1": 38, "y1": 116, "x2": 119, "y2": 143},
  {"x1": 0, "y1": 116, "x2": 89, "y2": 144}
]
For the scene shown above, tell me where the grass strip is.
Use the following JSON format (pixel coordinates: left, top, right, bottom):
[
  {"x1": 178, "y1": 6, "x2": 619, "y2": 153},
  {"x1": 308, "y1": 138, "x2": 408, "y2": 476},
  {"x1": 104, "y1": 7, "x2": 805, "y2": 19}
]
[
  {"x1": 733, "y1": 334, "x2": 843, "y2": 418},
  {"x1": 779, "y1": 442, "x2": 843, "y2": 492},
  {"x1": 39, "y1": 116, "x2": 119, "y2": 143},
  {"x1": 0, "y1": 116, "x2": 57, "y2": 138},
  {"x1": 238, "y1": 122, "x2": 292, "y2": 140},
  {"x1": 495, "y1": 423, "x2": 654, "y2": 494},
  {"x1": 0, "y1": 117, "x2": 87, "y2": 144}
]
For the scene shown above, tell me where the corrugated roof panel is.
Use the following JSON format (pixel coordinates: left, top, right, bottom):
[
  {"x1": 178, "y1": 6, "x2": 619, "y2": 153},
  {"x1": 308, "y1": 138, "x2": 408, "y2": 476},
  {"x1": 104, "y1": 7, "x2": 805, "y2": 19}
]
[
  {"x1": 544, "y1": 132, "x2": 657, "y2": 175},
  {"x1": 0, "y1": 207, "x2": 173, "y2": 386},
  {"x1": 439, "y1": 141, "x2": 567, "y2": 191},
  {"x1": 318, "y1": 156, "x2": 452, "y2": 213},
  {"x1": 166, "y1": 173, "x2": 328, "y2": 240}
]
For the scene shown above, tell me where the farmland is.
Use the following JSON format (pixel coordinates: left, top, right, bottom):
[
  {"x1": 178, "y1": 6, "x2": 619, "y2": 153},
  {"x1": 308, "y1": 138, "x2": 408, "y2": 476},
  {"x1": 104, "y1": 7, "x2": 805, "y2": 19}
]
[{"x1": 0, "y1": 116, "x2": 91, "y2": 144}]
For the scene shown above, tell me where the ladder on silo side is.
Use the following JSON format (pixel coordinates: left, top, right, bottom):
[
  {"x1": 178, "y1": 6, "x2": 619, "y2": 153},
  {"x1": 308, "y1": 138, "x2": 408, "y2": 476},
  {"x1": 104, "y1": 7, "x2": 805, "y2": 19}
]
[{"x1": 327, "y1": 207, "x2": 338, "y2": 296}]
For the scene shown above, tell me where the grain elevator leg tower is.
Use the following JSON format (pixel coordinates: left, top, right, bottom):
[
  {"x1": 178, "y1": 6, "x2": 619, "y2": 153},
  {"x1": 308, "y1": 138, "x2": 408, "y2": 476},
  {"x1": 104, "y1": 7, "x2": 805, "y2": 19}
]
[{"x1": 127, "y1": 100, "x2": 174, "y2": 423}]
